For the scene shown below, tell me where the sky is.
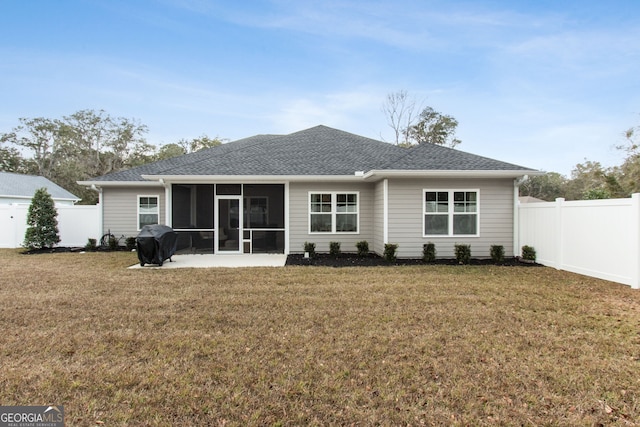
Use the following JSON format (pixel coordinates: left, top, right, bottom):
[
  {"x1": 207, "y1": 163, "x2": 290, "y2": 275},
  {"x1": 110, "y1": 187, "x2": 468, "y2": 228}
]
[{"x1": 1, "y1": 0, "x2": 639, "y2": 176}]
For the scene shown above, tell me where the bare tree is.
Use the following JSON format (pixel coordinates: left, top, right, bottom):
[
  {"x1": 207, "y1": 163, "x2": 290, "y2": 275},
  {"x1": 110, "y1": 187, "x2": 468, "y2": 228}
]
[{"x1": 381, "y1": 90, "x2": 420, "y2": 145}]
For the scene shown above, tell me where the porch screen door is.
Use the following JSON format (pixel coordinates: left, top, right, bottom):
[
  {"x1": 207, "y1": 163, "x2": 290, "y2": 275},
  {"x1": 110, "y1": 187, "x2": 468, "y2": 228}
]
[{"x1": 217, "y1": 197, "x2": 241, "y2": 253}]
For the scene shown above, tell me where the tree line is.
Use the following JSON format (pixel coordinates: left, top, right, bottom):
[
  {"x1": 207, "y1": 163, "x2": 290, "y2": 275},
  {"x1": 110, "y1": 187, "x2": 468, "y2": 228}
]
[
  {"x1": 520, "y1": 124, "x2": 640, "y2": 201},
  {"x1": 0, "y1": 110, "x2": 222, "y2": 204},
  {"x1": 2, "y1": 104, "x2": 638, "y2": 205}
]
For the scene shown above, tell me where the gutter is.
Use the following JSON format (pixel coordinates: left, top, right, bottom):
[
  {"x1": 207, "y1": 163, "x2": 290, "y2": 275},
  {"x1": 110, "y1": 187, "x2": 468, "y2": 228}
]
[
  {"x1": 1, "y1": 195, "x2": 81, "y2": 204},
  {"x1": 77, "y1": 180, "x2": 164, "y2": 187},
  {"x1": 82, "y1": 170, "x2": 544, "y2": 186},
  {"x1": 363, "y1": 169, "x2": 543, "y2": 181},
  {"x1": 140, "y1": 174, "x2": 367, "y2": 183}
]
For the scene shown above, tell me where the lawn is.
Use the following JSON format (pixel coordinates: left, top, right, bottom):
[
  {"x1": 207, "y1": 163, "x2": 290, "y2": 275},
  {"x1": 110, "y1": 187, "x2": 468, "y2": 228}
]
[{"x1": 1, "y1": 249, "x2": 639, "y2": 426}]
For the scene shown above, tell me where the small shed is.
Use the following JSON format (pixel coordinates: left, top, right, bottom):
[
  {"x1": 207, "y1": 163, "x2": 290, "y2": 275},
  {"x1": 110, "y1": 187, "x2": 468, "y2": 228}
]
[{"x1": 518, "y1": 196, "x2": 547, "y2": 204}]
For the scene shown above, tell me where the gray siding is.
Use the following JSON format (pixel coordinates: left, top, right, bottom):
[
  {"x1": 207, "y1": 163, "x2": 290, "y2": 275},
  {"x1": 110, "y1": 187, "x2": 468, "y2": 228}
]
[
  {"x1": 102, "y1": 187, "x2": 166, "y2": 239},
  {"x1": 103, "y1": 178, "x2": 515, "y2": 258},
  {"x1": 289, "y1": 182, "x2": 375, "y2": 254},
  {"x1": 387, "y1": 178, "x2": 515, "y2": 258}
]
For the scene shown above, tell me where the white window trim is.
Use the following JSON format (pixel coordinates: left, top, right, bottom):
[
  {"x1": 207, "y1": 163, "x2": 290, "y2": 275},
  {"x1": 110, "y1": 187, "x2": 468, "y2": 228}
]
[
  {"x1": 423, "y1": 189, "x2": 480, "y2": 237},
  {"x1": 138, "y1": 195, "x2": 160, "y2": 230},
  {"x1": 308, "y1": 191, "x2": 360, "y2": 234}
]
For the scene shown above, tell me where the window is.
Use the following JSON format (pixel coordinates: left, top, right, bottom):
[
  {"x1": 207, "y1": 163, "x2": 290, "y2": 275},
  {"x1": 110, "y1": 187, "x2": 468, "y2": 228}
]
[
  {"x1": 424, "y1": 190, "x2": 478, "y2": 236},
  {"x1": 138, "y1": 196, "x2": 159, "y2": 229},
  {"x1": 310, "y1": 192, "x2": 358, "y2": 233}
]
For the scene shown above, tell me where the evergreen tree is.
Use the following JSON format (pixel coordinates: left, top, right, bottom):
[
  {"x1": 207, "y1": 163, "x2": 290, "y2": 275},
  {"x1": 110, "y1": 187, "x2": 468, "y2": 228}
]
[{"x1": 23, "y1": 188, "x2": 60, "y2": 249}]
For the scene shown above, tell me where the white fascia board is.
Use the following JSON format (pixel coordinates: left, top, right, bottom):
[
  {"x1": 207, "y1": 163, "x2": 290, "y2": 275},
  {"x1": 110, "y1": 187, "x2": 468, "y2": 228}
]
[
  {"x1": 77, "y1": 180, "x2": 165, "y2": 187},
  {"x1": 362, "y1": 169, "x2": 543, "y2": 181},
  {"x1": 1, "y1": 194, "x2": 37, "y2": 201},
  {"x1": 1, "y1": 194, "x2": 80, "y2": 202},
  {"x1": 141, "y1": 175, "x2": 366, "y2": 183}
]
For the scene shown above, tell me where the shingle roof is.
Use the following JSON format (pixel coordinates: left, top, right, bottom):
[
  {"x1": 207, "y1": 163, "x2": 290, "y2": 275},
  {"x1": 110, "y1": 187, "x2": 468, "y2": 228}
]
[
  {"x1": 0, "y1": 172, "x2": 80, "y2": 200},
  {"x1": 88, "y1": 125, "x2": 535, "y2": 182},
  {"x1": 384, "y1": 140, "x2": 532, "y2": 171}
]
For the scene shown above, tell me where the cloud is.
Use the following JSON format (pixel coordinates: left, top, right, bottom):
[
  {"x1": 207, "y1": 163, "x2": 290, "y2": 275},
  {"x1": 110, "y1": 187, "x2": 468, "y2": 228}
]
[
  {"x1": 506, "y1": 28, "x2": 640, "y2": 66},
  {"x1": 268, "y1": 89, "x2": 385, "y2": 134},
  {"x1": 194, "y1": 1, "x2": 564, "y2": 53}
]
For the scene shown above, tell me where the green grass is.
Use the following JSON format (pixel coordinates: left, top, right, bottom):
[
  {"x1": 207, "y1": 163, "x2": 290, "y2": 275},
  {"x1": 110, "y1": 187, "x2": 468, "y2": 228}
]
[{"x1": 1, "y1": 249, "x2": 639, "y2": 425}]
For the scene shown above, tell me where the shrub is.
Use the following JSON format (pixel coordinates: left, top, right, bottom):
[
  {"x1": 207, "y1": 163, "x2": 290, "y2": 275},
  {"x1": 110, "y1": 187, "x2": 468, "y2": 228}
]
[
  {"x1": 23, "y1": 188, "x2": 60, "y2": 250},
  {"x1": 455, "y1": 244, "x2": 471, "y2": 264},
  {"x1": 304, "y1": 242, "x2": 316, "y2": 258},
  {"x1": 423, "y1": 242, "x2": 436, "y2": 262},
  {"x1": 108, "y1": 236, "x2": 119, "y2": 251},
  {"x1": 85, "y1": 238, "x2": 97, "y2": 251},
  {"x1": 125, "y1": 237, "x2": 137, "y2": 251},
  {"x1": 522, "y1": 245, "x2": 536, "y2": 262},
  {"x1": 329, "y1": 242, "x2": 341, "y2": 257},
  {"x1": 356, "y1": 240, "x2": 369, "y2": 257},
  {"x1": 490, "y1": 245, "x2": 504, "y2": 263},
  {"x1": 383, "y1": 243, "x2": 398, "y2": 263}
]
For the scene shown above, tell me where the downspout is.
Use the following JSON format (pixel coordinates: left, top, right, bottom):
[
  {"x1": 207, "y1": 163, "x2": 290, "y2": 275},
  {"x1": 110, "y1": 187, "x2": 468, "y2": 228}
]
[
  {"x1": 90, "y1": 184, "x2": 104, "y2": 240},
  {"x1": 513, "y1": 175, "x2": 528, "y2": 257}
]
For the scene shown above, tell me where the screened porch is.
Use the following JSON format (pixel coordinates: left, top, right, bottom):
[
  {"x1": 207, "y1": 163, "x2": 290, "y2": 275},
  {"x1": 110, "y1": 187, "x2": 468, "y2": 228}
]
[{"x1": 171, "y1": 183, "x2": 285, "y2": 254}]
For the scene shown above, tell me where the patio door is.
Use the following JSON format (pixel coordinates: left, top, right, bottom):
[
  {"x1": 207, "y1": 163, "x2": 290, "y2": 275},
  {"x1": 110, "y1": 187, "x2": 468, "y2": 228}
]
[{"x1": 217, "y1": 197, "x2": 242, "y2": 253}]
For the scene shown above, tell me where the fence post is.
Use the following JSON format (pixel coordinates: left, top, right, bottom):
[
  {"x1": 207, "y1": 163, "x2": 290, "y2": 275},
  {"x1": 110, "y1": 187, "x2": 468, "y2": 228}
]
[
  {"x1": 513, "y1": 179, "x2": 520, "y2": 258},
  {"x1": 632, "y1": 194, "x2": 640, "y2": 289},
  {"x1": 555, "y1": 198, "x2": 565, "y2": 270}
]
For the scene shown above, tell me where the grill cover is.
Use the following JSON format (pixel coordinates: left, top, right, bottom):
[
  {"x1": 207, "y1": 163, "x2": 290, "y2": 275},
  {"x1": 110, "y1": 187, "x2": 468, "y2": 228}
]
[{"x1": 136, "y1": 225, "x2": 178, "y2": 266}]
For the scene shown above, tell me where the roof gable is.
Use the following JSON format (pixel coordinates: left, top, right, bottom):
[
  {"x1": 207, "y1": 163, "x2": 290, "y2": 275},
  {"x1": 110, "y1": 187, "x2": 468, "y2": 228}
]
[{"x1": 157, "y1": 125, "x2": 402, "y2": 176}]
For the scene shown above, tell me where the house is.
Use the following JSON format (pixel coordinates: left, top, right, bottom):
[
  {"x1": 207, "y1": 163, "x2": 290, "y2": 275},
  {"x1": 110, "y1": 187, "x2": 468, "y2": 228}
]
[
  {"x1": 0, "y1": 171, "x2": 80, "y2": 206},
  {"x1": 519, "y1": 196, "x2": 546, "y2": 203},
  {"x1": 78, "y1": 125, "x2": 540, "y2": 258}
]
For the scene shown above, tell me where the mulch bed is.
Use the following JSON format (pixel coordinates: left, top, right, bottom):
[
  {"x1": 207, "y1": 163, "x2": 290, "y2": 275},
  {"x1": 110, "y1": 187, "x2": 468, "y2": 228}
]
[
  {"x1": 20, "y1": 248, "x2": 541, "y2": 267},
  {"x1": 286, "y1": 253, "x2": 541, "y2": 267}
]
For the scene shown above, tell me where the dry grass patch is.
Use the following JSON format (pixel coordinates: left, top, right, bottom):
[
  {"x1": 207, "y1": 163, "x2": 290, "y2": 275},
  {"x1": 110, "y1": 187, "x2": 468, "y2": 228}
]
[{"x1": 1, "y1": 249, "x2": 639, "y2": 425}]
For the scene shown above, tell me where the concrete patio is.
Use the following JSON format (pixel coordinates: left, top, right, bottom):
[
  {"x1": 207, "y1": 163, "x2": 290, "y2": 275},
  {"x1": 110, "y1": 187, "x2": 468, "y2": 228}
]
[{"x1": 129, "y1": 254, "x2": 288, "y2": 269}]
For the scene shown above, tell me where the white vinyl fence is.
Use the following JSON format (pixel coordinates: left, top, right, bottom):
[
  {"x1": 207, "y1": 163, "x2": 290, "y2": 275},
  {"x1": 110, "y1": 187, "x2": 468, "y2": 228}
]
[
  {"x1": 518, "y1": 194, "x2": 640, "y2": 289},
  {"x1": 3, "y1": 195, "x2": 640, "y2": 289},
  {"x1": 0, "y1": 204, "x2": 100, "y2": 248}
]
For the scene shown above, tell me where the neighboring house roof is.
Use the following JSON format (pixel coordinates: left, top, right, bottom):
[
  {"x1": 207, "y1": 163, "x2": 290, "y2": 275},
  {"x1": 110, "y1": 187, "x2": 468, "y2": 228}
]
[
  {"x1": 0, "y1": 171, "x2": 80, "y2": 202},
  {"x1": 519, "y1": 196, "x2": 547, "y2": 203},
  {"x1": 81, "y1": 125, "x2": 539, "y2": 184}
]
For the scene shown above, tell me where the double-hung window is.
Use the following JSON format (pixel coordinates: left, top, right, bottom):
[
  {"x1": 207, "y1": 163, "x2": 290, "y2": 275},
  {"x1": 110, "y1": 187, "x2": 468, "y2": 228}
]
[
  {"x1": 424, "y1": 190, "x2": 478, "y2": 236},
  {"x1": 138, "y1": 196, "x2": 159, "y2": 229},
  {"x1": 309, "y1": 192, "x2": 358, "y2": 233}
]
